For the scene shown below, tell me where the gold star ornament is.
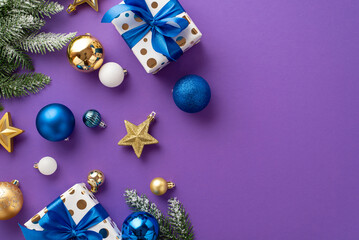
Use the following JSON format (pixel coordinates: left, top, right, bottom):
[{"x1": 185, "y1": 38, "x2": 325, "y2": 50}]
[
  {"x1": 0, "y1": 112, "x2": 24, "y2": 153},
  {"x1": 67, "y1": 0, "x2": 99, "y2": 13},
  {"x1": 118, "y1": 112, "x2": 158, "y2": 158}
]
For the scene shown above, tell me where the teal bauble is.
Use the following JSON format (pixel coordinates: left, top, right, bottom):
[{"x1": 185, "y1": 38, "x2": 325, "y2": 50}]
[
  {"x1": 36, "y1": 103, "x2": 75, "y2": 142},
  {"x1": 122, "y1": 212, "x2": 159, "y2": 240},
  {"x1": 83, "y1": 109, "x2": 106, "y2": 128},
  {"x1": 172, "y1": 75, "x2": 211, "y2": 113}
]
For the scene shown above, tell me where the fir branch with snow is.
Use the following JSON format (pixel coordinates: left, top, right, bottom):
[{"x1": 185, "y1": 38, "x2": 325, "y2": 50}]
[
  {"x1": 0, "y1": 0, "x2": 76, "y2": 109},
  {"x1": 124, "y1": 189, "x2": 195, "y2": 240}
]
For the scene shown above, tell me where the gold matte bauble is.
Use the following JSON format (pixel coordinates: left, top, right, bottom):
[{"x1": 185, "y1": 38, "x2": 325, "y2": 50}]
[
  {"x1": 0, "y1": 180, "x2": 23, "y2": 220},
  {"x1": 67, "y1": 33, "x2": 104, "y2": 72},
  {"x1": 150, "y1": 177, "x2": 175, "y2": 196},
  {"x1": 87, "y1": 170, "x2": 105, "y2": 193}
]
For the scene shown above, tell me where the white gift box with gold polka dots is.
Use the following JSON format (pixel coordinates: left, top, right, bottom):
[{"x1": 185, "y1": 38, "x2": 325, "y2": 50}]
[
  {"x1": 110, "y1": 0, "x2": 202, "y2": 74},
  {"x1": 23, "y1": 183, "x2": 122, "y2": 240}
]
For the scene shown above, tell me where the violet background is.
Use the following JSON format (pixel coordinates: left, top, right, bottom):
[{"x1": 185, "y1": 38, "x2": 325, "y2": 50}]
[{"x1": 1, "y1": 0, "x2": 359, "y2": 239}]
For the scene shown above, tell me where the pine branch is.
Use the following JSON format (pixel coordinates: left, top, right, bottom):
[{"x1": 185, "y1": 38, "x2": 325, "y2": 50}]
[
  {"x1": 19, "y1": 32, "x2": 76, "y2": 54},
  {"x1": 124, "y1": 190, "x2": 195, "y2": 240},
  {"x1": 0, "y1": 72, "x2": 50, "y2": 99},
  {"x1": 0, "y1": 0, "x2": 75, "y2": 101},
  {"x1": 0, "y1": 15, "x2": 45, "y2": 42},
  {"x1": 6, "y1": 0, "x2": 62, "y2": 18},
  {"x1": 124, "y1": 190, "x2": 178, "y2": 240},
  {"x1": 0, "y1": 58, "x2": 18, "y2": 77},
  {"x1": 0, "y1": 45, "x2": 33, "y2": 70},
  {"x1": 35, "y1": 1, "x2": 64, "y2": 18},
  {"x1": 168, "y1": 198, "x2": 194, "y2": 240}
]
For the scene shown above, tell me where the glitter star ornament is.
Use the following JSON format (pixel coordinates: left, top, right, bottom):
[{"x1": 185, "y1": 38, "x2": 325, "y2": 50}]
[
  {"x1": 0, "y1": 112, "x2": 24, "y2": 153},
  {"x1": 118, "y1": 112, "x2": 158, "y2": 158},
  {"x1": 67, "y1": 0, "x2": 99, "y2": 13}
]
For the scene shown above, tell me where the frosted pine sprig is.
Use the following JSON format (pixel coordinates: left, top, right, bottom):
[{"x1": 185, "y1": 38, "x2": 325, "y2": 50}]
[
  {"x1": 20, "y1": 32, "x2": 76, "y2": 54},
  {"x1": 0, "y1": 0, "x2": 75, "y2": 105},
  {"x1": 168, "y1": 198, "x2": 194, "y2": 240},
  {"x1": 124, "y1": 189, "x2": 195, "y2": 240}
]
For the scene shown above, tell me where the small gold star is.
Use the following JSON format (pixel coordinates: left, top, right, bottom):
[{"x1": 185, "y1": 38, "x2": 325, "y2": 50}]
[
  {"x1": 118, "y1": 112, "x2": 158, "y2": 158},
  {"x1": 0, "y1": 112, "x2": 24, "y2": 153},
  {"x1": 67, "y1": 0, "x2": 99, "y2": 13}
]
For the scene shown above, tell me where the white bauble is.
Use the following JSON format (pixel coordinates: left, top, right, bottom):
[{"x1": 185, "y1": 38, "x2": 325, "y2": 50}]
[
  {"x1": 99, "y1": 62, "x2": 126, "y2": 88},
  {"x1": 36, "y1": 156, "x2": 57, "y2": 175}
]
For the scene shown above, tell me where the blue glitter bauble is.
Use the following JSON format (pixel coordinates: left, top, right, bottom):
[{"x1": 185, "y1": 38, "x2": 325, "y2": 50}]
[
  {"x1": 36, "y1": 103, "x2": 75, "y2": 142},
  {"x1": 172, "y1": 75, "x2": 211, "y2": 113},
  {"x1": 122, "y1": 212, "x2": 159, "y2": 240},
  {"x1": 83, "y1": 109, "x2": 103, "y2": 128}
]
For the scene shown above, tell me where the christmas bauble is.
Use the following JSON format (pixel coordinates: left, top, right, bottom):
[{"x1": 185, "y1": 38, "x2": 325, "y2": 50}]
[
  {"x1": 87, "y1": 170, "x2": 105, "y2": 193},
  {"x1": 34, "y1": 156, "x2": 57, "y2": 175},
  {"x1": 99, "y1": 62, "x2": 127, "y2": 88},
  {"x1": 67, "y1": 33, "x2": 104, "y2": 72},
  {"x1": 0, "y1": 180, "x2": 23, "y2": 220},
  {"x1": 122, "y1": 212, "x2": 159, "y2": 240},
  {"x1": 150, "y1": 177, "x2": 175, "y2": 196},
  {"x1": 172, "y1": 75, "x2": 211, "y2": 113},
  {"x1": 83, "y1": 109, "x2": 106, "y2": 128},
  {"x1": 36, "y1": 103, "x2": 75, "y2": 142}
]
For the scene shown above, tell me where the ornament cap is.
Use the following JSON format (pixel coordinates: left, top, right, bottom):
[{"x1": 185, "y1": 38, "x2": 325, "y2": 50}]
[
  {"x1": 11, "y1": 180, "x2": 19, "y2": 187},
  {"x1": 99, "y1": 121, "x2": 107, "y2": 128},
  {"x1": 148, "y1": 111, "x2": 156, "y2": 123},
  {"x1": 167, "y1": 181, "x2": 175, "y2": 189},
  {"x1": 66, "y1": 4, "x2": 76, "y2": 13}
]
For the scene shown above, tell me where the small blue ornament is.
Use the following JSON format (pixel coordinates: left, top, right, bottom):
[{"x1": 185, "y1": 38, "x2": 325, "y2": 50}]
[
  {"x1": 122, "y1": 212, "x2": 159, "y2": 240},
  {"x1": 172, "y1": 75, "x2": 211, "y2": 113},
  {"x1": 36, "y1": 103, "x2": 75, "y2": 142},
  {"x1": 83, "y1": 109, "x2": 107, "y2": 128}
]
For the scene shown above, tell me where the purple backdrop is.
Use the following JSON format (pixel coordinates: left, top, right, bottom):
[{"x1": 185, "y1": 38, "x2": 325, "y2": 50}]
[{"x1": 1, "y1": 0, "x2": 359, "y2": 239}]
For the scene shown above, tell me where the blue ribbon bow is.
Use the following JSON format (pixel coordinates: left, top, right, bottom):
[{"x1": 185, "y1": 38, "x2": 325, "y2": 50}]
[
  {"x1": 20, "y1": 196, "x2": 109, "y2": 240},
  {"x1": 102, "y1": 0, "x2": 189, "y2": 61}
]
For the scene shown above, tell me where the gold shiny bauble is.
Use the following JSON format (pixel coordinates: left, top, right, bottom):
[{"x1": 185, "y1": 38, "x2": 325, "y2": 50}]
[
  {"x1": 87, "y1": 170, "x2": 105, "y2": 193},
  {"x1": 67, "y1": 33, "x2": 104, "y2": 72},
  {"x1": 150, "y1": 177, "x2": 175, "y2": 196},
  {"x1": 0, "y1": 180, "x2": 23, "y2": 220}
]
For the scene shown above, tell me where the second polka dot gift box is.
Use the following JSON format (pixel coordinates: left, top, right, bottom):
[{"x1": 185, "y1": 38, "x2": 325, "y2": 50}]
[
  {"x1": 102, "y1": 0, "x2": 202, "y2": 74},
  {"x1": 20, "y1": 183, "x2": 122, "y2": 240}
]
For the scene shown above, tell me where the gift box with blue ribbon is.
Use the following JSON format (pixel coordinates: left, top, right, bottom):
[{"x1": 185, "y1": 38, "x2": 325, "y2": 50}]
[
  {"x1": 102, "y1": 0, "x2": 202, "y2": 74},
  {"x1": 20, "y1": 183, "x2": 122, "y2": 240}
]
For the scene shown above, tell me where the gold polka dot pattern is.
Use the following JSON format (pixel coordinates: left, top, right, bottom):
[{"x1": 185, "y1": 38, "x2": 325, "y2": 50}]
[
  {"x1": 68, "y1": 209, "x2": 74, "y2": 216},
  {"x1": 135, "y1": 16, "x2": 143, "y2": 22},
  {"x1": 140, "y1": 48, "x2": 147, "y2": 55},
  {"x1": 151, "y1": 2, "x2": 158, "y2": 8},
  {"x1": 31, "y1": 214, "x2": 41, "y2": 223},
  {"x1": 147, "y1": 58, "x2": 157, "y2": 68},
  {"x1": 176, "y1": 36, "x2": 186, "y2": 47},
  {"x1": 122, "y1": 23, "x2": 129, "y2": 30},
  {"x1": 76, "y1": 199, "x2": 87, "y2": 210}
]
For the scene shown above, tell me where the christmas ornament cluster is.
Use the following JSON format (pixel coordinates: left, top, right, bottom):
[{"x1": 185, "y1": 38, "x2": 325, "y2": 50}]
[{"x1": 0, "y1": 0, "x2": 211, "y2": 239}]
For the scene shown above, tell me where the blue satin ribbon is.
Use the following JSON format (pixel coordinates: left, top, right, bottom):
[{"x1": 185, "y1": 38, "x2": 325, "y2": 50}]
[
  {"x1": 102, "y1": 0, "x2": 189, "y2": 61},
  {"x1": 20, "y1": 196, "x2": 109, "y2": 240}
]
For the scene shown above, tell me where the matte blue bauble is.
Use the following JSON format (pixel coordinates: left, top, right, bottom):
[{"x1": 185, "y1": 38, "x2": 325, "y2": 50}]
[
  {"x1": 83, "y1": 109, "x2": 106, "y2": 128},
  {"x1": 36, "y1": 103, "x2": 75, "y2": 142},
  {"x1": 172, "y1": 75, "x2": 211, "y2": 113},
  {"x1": 122, "y1": 212, "x2": 159, "y2": 240}
]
